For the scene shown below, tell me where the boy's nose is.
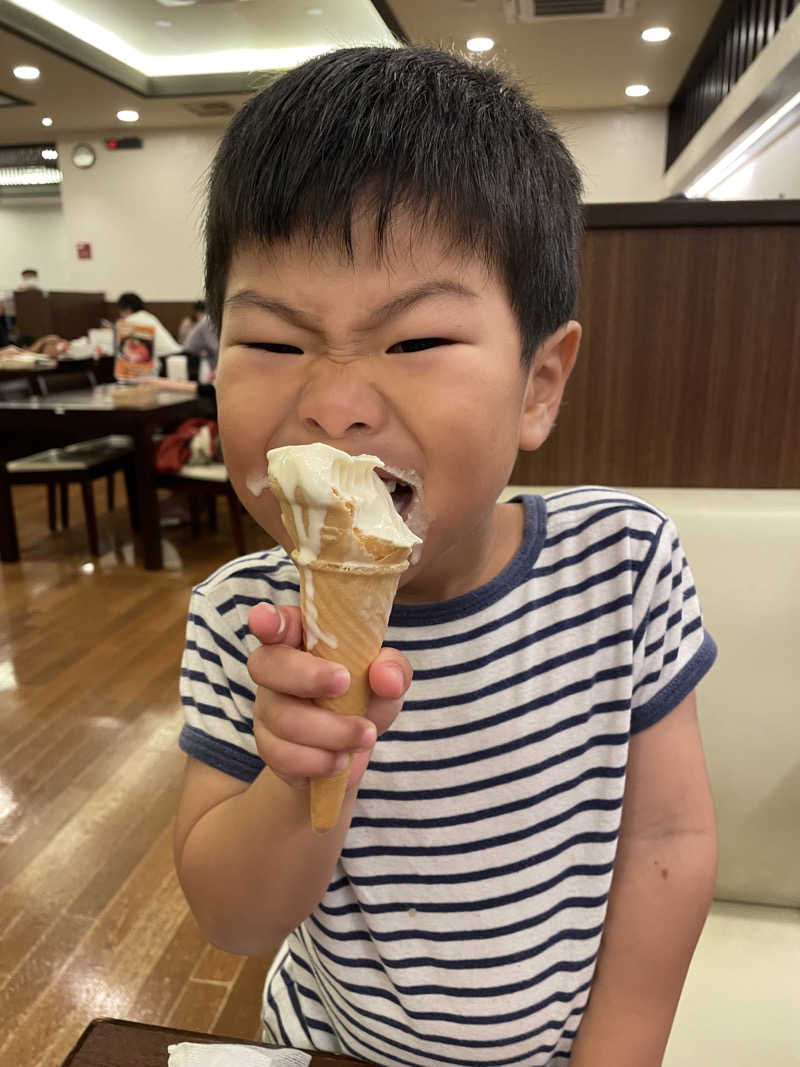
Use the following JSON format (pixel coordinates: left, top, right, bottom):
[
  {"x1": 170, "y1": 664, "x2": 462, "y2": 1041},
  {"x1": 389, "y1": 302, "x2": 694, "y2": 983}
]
[{"x1": 297, "y1": 360, "x2": 386, "y2": 440}]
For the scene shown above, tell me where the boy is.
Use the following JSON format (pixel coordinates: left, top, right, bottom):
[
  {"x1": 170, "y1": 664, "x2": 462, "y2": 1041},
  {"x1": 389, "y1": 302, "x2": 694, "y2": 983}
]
[{"x1": 174, "y1": 45, "x2": 717, "y2": 1066}]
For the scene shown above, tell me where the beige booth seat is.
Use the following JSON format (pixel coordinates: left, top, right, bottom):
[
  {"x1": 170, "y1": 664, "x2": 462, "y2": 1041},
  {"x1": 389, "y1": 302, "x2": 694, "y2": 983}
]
[{"x1": 502, "y1": 487, "x2": 800, "y2": 1066}]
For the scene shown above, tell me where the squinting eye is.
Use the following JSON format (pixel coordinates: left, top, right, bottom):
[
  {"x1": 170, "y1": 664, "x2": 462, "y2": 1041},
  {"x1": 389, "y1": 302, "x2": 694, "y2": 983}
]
[
  {"x1": 387, "y1": 338, "x2": 451, "y2": 354},
  {"x1": 246, "y1": 342, "x2": 303, "y2": 354}
]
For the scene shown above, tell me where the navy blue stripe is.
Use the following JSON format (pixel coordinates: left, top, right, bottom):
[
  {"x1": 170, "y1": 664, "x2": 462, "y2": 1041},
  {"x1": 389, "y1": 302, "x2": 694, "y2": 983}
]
[
  {"x1": 311, "y1": 892, "x2": 608, "y2": 946},
  {"x1": 310, "y1": 919, "x2": 603, "y2": 975},
  {"x1": 632, "y1": 516, "x2": 667, "y2": 595},
  {"x1": 181, "y1": 665, "x2": 255, "y2": 704},
  {"x1": 342, "y1": 830, "x2": 617, "y2": 890},
  {"x1": 180, "y1": 695, "x2": 254, "y2": 734},
  {"x1": 310, "y1": 936, "x2": 597, "y2": 1002},
  {"x1": 547, "y1": 493, "x2": 660, "y2": 521},
  {"x1": 544, "y1": 506, "x2": 657, "y2": 548},
  {"x1": 354, "y1": 751, "x2": 626, "y2": 833},
  {"x1": 409, "y1": 597, "x2": 632, "y2": 682},
  {"x1": 311, "y1": 971, "x2": 589, "y2": 1066},
  {"x1": 344, "y1": 795, "x2": 621, "y2": 864},
  {"x1": 533, "y1": 526, "x2": 654, "y2": 578},
  {"x1": 401, "y1": 655, "x2": 632, "y2": 719},
  {"x1": 361, "y1": 731, "x2": 626, "y2": 805},
  {"x1": 319, "y1": 860, "x2": 614, "y2": 918},
  {"x1": 188, "y1": 611, "x2": 248, "y2": 665},
  {"x1": 388, "y1": 558, "x2": 636, "y2": 652},
  {"x1": 307, "y1": 942, "x2": 593, "y2": 1037},
  {"x1": 184, "y1": 639, "x2": 222, "y2": 669}
]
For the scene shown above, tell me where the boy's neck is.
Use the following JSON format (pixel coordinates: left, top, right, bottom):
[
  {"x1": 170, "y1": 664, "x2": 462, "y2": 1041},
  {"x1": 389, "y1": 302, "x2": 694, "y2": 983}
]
[{"x1": 394, "y1": 501, "x2": 525, "y2": 606}]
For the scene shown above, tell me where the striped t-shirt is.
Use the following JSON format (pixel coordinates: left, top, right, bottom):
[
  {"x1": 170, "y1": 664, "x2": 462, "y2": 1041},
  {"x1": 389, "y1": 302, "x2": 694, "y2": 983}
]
[{"x1": 179, "y1": 488, "x2": 717, "y2": 1066}]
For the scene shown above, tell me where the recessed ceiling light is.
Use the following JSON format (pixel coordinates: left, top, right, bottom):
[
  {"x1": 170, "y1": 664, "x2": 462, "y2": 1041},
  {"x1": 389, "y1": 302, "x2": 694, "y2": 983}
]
[
  {"x1": 307, "y1": 8, "x2": 324, "y2": 14},
  {"x1": 625, "y1": 84, "x2": 650, "y2": 98},
  {"x1": 467, "y1": 37, "x2": 494, "y2": 52},
  {"x1": 155, "y1": 19, "x2": 172, "y2": 28},
  {"x1": 117, "y1": 109, "x2": 140, "y2": 122},
  {"x1": 41, "y1": 148, "x2": 59, "y2": 160},
  {"x1": 642, "y1": 27, "x2": 671, "y2": 43},
  {"x1": 13, "y1": 65, "x2": 40, "y2": 80},
  {"x1": 41, "y1": 116, "x2": 53, "y2": 127}
]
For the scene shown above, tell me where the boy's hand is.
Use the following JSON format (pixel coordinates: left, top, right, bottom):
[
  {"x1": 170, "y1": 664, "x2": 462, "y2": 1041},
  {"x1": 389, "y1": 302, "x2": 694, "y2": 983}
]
[{"x1": 247, "y1": 602, "x2": 412, "y2": 791}]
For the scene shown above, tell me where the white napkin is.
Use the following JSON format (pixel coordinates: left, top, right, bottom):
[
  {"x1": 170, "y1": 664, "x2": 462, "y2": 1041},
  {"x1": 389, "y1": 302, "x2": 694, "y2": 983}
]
[{"x1": 168, "y1": 1042, "x2": 311, "y2": 1067}]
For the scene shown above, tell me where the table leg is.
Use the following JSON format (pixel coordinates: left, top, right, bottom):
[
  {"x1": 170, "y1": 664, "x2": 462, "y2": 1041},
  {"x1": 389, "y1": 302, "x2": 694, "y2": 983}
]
[
  {"x1": 0, "y1": 459, "x2": 21, "y2": 562},
  {"x1": 133, "y1": 426, "x2": 163, "y2": 570}
]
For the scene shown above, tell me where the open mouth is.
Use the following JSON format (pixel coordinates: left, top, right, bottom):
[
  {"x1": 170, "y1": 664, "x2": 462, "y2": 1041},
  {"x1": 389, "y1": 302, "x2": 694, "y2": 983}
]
[{"x1": 376, "y1": 470, "x2": 415, "y2": 519}]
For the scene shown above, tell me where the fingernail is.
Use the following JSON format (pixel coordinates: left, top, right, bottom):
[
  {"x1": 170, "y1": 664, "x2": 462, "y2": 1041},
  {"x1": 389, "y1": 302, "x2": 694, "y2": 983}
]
[
  {"x1": 262, "y1": 603, "x2": 286, "y2": 635},
  {"x1": 331, "y1": 668, "x2": 350, "y2": 694},
  {"x1": 385, "y1": 663, "x2": 406, "y2": 688},
  {"x1": 333, "y1": 752, "x2": 350, "y2": 772}
]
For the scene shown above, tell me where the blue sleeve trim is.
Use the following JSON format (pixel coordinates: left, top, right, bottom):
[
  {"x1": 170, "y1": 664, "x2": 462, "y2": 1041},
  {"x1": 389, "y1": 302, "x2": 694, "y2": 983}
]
[
  {"x1": 631, "y1": 630, "x2": 718, "y2": 734},
  {"x1": 179, "y1": 723, "x2": 264, "y2": 782}
]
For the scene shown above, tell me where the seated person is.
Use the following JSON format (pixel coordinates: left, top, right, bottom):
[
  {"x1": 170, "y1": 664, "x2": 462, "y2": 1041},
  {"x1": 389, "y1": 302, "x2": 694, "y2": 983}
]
[
  {"x1": 178, "y1": 300, "x2": 207, "y2": 345},
  {"x1": 116, "y1": 292, "x2": 180, "y2": 360},
  {"x1": 182, "y1": 313, "x2": 219, "y2": 375}
]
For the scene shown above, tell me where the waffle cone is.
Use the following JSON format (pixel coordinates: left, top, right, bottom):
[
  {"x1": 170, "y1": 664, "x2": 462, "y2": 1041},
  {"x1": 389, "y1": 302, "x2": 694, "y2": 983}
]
[{"x1": 296, "y1": 557, "x2": 407, "y2": 833}]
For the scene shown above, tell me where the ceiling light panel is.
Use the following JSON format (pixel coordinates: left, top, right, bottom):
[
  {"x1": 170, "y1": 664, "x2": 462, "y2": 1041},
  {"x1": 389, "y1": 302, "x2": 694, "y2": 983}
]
[{"x1": 4, "y1": 0, "x2": 397, "y2": 77}]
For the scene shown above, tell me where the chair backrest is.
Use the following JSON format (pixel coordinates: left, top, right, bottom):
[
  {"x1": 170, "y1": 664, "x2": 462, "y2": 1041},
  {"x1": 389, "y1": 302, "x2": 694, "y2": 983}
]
[
  {"x1": 36, "y1": 369, "x2": 98, "y2": 395},
  {"x1": 0, "y1": 377, "x2": 34, "y2": 400},
  {"x1": 14, "y1": 288, "x2": 53, "y2": 340}
]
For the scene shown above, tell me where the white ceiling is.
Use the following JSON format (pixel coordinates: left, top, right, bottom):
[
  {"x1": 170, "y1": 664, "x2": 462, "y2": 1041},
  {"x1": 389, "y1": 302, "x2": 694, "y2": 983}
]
[{"x1": 0, "y1": 0, "x2": 722, "y2": 144}]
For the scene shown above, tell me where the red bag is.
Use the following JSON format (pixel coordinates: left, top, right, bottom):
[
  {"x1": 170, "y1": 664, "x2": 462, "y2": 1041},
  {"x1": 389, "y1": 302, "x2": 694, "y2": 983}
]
[{"x1": 155, "y1": 418, "x2": 219, "y2": 473}]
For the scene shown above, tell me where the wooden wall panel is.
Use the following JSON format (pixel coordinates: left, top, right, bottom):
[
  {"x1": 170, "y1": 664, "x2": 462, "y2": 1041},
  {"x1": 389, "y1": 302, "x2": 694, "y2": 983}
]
[{"x1": 511, "y1": 223, "x2": 800, "y2": 488}]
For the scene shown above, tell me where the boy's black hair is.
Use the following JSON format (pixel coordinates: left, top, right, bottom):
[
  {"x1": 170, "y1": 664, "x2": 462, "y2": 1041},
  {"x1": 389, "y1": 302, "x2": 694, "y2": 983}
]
[
  {"x1": 21, "y1": 268, "x2": 38, "y2": 277},
  {"x1": 205, "y1": 45, "x2": 583, "y2": 365},
  {"x1": 118, "y1": 292, "x2": 145, "y2": 313}
]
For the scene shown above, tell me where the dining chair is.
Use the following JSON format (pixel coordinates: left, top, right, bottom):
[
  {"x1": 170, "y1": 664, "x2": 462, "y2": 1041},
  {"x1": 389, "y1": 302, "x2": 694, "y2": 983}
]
[
  {"x1": 156, "y1": 462, "x2": 246, "y2": 556},
  {"x1": 5, "y1": 373, "x2": 139, "y2": 556}
]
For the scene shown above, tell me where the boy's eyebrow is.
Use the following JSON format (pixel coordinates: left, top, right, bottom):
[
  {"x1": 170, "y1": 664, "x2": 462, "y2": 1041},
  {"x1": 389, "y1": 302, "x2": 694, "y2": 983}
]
[{"x1": 223, "y1": 280, "x2": 479, "y2": 333}]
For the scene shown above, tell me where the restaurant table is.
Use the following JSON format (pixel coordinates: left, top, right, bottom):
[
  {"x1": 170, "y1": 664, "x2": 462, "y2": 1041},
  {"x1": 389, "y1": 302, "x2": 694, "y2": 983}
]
[
  {"x1": 0, "y1": 354, "x2": 116, "y2": 393},
  {"x1": 61, "y1": 1018, "x2": 373, "y2": 1066},
  {"x1": 0, "y1": 384, "x2": 202, "y2": 569}
]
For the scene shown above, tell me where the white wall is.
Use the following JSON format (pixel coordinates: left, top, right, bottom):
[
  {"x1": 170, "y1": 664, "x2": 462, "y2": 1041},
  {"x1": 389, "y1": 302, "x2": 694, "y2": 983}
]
[
  {"x1": 56, "y1": 128, "x2": 221, "y2": 301},
  {"x1": 1, "y1": 109, "x2": 667, "y2": 307},
  {"x1": 0, "y1": 200, "x2": 73, "y2": 293},
  {"x1": 708, "y1": 116, "x2": 800, "y2": 200},
  {"x1": 553, "y1": 108, "x2": 668, "y2": 202}
]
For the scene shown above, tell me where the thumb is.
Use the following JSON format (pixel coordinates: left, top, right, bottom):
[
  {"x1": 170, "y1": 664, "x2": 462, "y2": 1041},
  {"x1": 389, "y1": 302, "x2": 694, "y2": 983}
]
[{"x1": 248, "y1": 602, "x2": 304, "y2": 648}]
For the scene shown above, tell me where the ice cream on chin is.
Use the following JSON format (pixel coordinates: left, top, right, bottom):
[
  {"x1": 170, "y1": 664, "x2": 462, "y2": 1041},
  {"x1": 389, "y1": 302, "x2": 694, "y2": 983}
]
[{"x1": 266, "y1": 443, "x2": 422, "y2": 832}]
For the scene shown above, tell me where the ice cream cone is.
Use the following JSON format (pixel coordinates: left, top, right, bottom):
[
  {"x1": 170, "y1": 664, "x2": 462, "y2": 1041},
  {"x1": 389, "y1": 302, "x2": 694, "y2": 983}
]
[
  {"x1": 266, "y1": 444, "x2": 421, "y2": 834},
  {"x1": 297, "y1": 557, "x2": 408, "y2": 832}
]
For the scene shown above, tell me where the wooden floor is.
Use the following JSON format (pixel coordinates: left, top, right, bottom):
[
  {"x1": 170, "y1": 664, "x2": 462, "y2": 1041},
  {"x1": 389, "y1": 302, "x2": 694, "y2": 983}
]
[{"x1": 0, "y1": 477, "x2": 275, "y2": 1066}]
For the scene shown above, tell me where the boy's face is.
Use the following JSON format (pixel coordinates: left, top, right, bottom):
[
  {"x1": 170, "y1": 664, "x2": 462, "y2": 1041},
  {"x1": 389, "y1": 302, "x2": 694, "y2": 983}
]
[{"x1": 216, "y1": 211, "x2": 578, "y2": 602}]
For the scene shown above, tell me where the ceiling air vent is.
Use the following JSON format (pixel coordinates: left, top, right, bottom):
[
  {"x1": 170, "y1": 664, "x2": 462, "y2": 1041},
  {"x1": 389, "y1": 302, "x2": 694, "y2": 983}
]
[
  {"x1": 183, "y1": 101, "x2": 236, "y2": 117},
  {"x1": 504, "y1": 0, "x2": 637, "y2": 21}
]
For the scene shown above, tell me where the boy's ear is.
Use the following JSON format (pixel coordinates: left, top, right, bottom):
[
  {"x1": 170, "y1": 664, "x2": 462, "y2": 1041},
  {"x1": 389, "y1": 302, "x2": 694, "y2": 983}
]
[{"x1": 518, "y1": 320, "x2": 581, "y2": 452}]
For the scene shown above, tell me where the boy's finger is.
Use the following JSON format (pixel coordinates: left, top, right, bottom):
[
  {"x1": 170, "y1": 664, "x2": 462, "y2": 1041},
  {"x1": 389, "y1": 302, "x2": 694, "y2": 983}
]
[
  {"x1": 248, "y1": 643, "x2": 350, "y2": 700},
  {"x1": 366, "y1": 648, "x2": 413, "y2": 736},
  {"x1": 248, "y1": 602, "x2": 303, "y2": 648}
]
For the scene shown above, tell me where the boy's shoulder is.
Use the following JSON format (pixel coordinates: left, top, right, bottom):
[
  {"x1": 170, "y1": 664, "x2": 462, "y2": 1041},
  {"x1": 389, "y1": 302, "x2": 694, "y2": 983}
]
[
  {"x1": 191, "y1": 543, "x2": 298, "y2": 619},
  {"x1": 537, "y1": 485, "x2": 671, "y2": 532}
]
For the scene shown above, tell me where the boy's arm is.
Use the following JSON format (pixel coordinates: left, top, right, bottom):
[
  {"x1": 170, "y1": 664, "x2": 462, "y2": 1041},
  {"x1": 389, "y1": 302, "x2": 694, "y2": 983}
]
[
  {"x1": 569, "y1": 691, "x2": 717, "y2": 1067},
  {"x1": 174, "y1": 602, "x2": 411, "y2": 957}
]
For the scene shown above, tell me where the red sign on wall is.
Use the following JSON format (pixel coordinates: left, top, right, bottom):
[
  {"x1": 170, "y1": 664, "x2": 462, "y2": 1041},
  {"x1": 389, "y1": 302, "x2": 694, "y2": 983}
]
[{"x1": 76, "y1": 242, "x2": 92, "y2": 260}]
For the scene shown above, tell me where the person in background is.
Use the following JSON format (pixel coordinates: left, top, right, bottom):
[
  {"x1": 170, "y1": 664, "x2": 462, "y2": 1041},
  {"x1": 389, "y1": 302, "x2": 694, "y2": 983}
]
[
  {"x1": 178, "y1": 299, "x2": 207, "y2": 345},
  {"x1": 16, "y1": 268, "x2": 41, "y2": 291},
  {"x1": 182, "y1": 311, "x2": 219, "y2": 375},
  {"x1": 116, "y1": 291, "x2": 180, "y2": 360}
]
